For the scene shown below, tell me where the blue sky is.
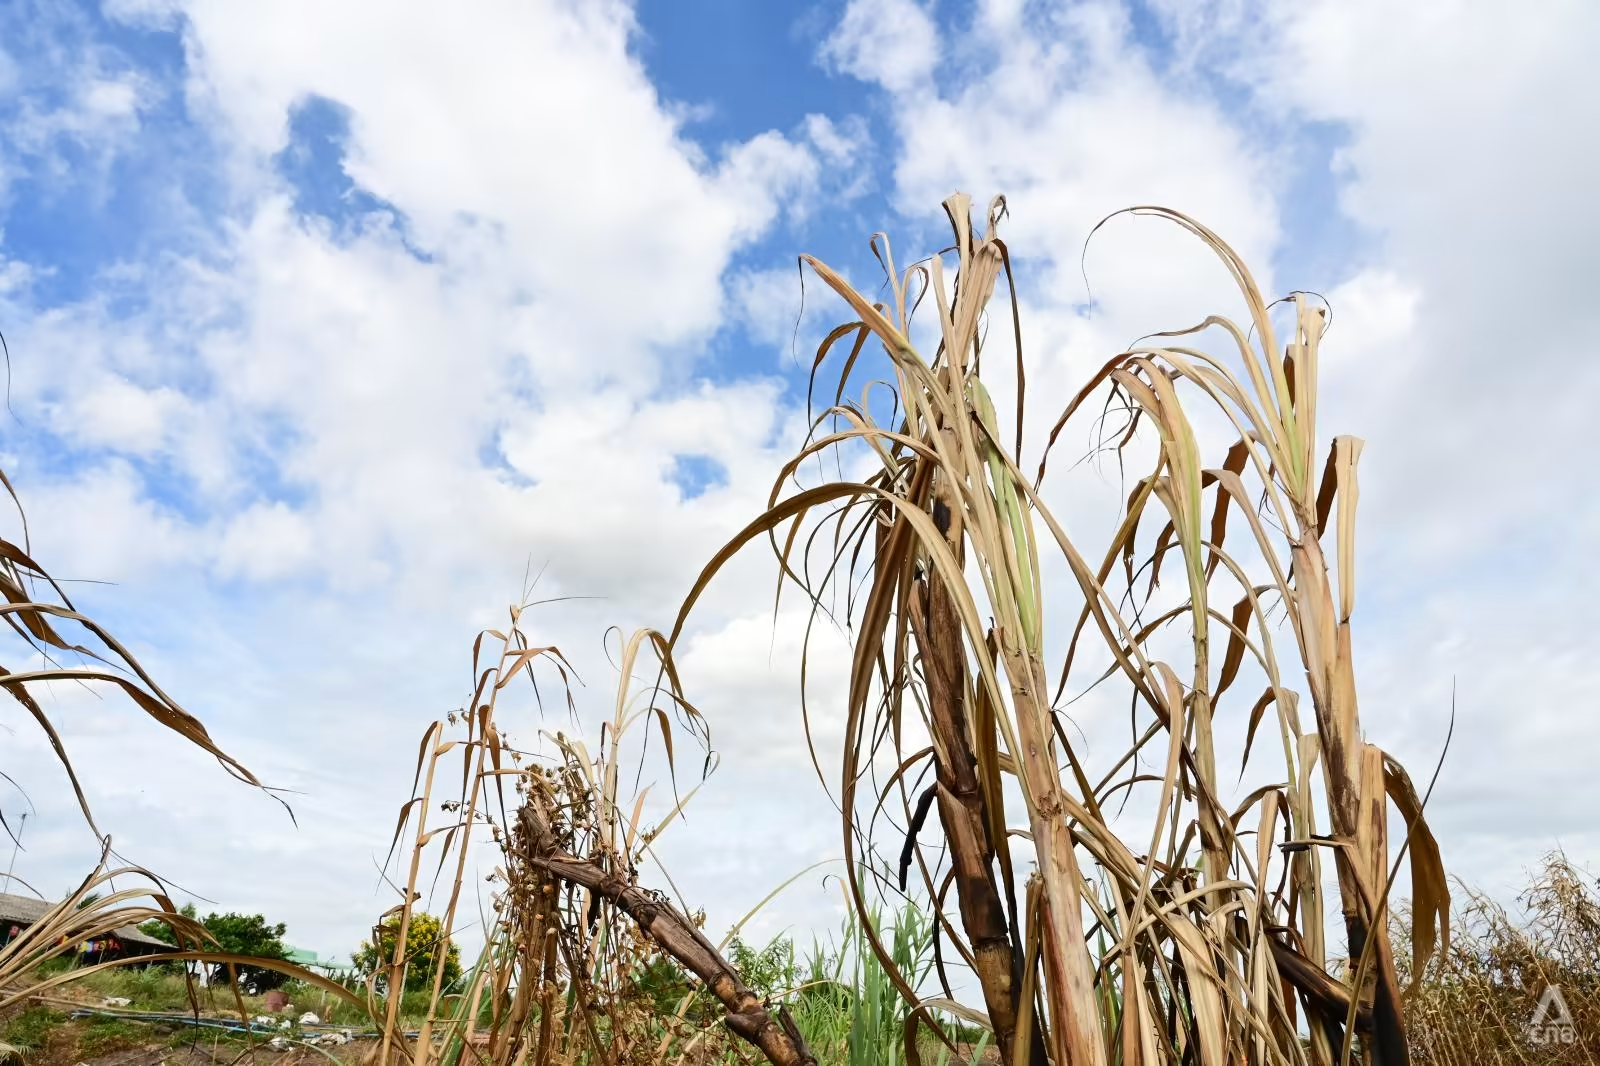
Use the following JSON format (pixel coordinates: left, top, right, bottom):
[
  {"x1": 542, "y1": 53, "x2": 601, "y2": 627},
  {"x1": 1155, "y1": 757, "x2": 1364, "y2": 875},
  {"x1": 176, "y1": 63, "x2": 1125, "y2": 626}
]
[{"x1": 0, "y1": 0, "x2": 1597, "y2": 966}]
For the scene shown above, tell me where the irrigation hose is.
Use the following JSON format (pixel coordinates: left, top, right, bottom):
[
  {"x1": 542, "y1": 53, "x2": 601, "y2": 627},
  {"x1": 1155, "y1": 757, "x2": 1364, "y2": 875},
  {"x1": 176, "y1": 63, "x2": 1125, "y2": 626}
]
[{"x1": 52, "y1": 1003, "x2": 420, "y2": 1040}]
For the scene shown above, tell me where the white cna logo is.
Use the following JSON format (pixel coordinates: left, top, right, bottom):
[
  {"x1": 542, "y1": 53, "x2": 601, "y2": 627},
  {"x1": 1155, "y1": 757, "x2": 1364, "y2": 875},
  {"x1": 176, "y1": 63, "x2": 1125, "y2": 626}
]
[{"x1": 1528, "y1": 984, "x2": 1576, "y2": 1046}]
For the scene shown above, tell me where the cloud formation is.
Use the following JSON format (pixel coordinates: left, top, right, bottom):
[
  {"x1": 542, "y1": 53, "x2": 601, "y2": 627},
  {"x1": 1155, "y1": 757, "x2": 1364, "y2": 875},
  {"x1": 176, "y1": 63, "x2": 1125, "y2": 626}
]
[{"x1": 0, "y1": 0, "x2": 862, "y2": 952}]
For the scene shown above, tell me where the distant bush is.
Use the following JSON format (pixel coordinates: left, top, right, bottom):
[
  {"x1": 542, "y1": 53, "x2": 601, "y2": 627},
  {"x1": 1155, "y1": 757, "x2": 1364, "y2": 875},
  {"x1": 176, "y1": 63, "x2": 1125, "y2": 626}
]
[{"x1": 353, "y1": 911, "x2": 461, "y2": 992}]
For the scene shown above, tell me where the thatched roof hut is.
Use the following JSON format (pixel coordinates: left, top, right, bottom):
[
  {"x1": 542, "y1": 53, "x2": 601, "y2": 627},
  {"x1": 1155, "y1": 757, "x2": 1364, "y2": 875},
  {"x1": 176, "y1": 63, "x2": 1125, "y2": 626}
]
[{"x1": 0, "y1": 891, "x2": 173, "y2": 957}]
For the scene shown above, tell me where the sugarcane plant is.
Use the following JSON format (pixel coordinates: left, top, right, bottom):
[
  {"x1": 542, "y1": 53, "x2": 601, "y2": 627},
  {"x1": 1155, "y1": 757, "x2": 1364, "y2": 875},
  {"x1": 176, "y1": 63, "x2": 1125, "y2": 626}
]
[
  {"x1": 366, "y1": 611, "x2": 821, "y2": 1066},
  {"x1": 670, "y1": 194, "x2": 1449, "y2": 1065}
]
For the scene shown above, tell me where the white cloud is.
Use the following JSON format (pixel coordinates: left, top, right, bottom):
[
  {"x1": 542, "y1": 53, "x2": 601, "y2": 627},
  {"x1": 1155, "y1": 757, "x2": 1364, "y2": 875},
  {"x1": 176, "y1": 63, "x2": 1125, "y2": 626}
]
[
  {"x1": 0, "y1": 47, "x2": 19, "y2": 98},
  {"x1": 54, "y1": 375, "x2": 189, "y2": 455},
  {"x1": 728, "y1": 265, "x2": 825, "y2": 353},
  {"x1": 20, "y1": 461, "x2": 196, "y2": 582},
  {"x1": 0, "y1": 5, "x2": 156, "y2": 203},
  {"x1": 0, "y1": 0, "x2": 863, "y2": 955},
  {"x1": 16, "y1": 73, "x2": 147, "y2": 151},
  {"x1": 829, "y1": 0, "x2": 1281, "y2": 346},
  {"x1": 1322, "y1": 269, "x2": 1419, "y2": 362},
  {"x1": 214, "y1": 501, "x2": 315, "y2": 582},
  {"x1": 157, "y1": 0, "x2": 864, "y2": 391},
  {"x1": 819, "y1": 0, "x2": 939, "y2": 94},
  {"x1": 675, "y1": 607, "x2": 852, "y2": 770}
]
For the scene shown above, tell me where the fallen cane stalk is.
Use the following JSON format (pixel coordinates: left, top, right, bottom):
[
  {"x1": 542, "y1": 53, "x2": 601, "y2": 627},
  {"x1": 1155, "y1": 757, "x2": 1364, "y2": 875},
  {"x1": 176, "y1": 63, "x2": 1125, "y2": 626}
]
[
  {"x1": 515, "y1": 804, "x2": 819, "y2": 1066},
  {"x1": 1266, "y1": 934, "x2": 1374, "y2": 1040}
]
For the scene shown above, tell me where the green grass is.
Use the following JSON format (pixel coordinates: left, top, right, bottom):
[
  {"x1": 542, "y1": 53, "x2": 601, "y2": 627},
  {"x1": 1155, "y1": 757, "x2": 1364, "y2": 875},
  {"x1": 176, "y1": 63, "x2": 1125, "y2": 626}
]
[
  {"x1": 0, "y1": 1003, "x2": 262, "y2": 1063},
  {"x1": 67, "y1": 966, "x2": 195, "y2": 1013},
  {"x1": 35, "y1": 963, "x2": 426, "y2": 1034},
  {"x1": 723, "y1": 900, "x2": 990, "y2": 1066},
  {"x1": 0, "y1": 1009, "x2": 66, "y2": 1053},
  {"x1": 75, "y1": 1019, "x2": 145, "y2": 1059}
]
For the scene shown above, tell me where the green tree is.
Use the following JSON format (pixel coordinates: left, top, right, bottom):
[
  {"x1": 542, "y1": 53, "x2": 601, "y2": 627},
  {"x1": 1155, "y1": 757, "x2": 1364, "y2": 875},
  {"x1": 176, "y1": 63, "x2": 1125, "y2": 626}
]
[
  {"x1": 139, "y1": 905, "x2": 289, "y2": 991},
  {"x1": 352, "y1": 912, "x2": 461, "y2": 992},
  {"x1": 137, "y1": 902, "x2": 196, "y2": 945},
  {"x1": 203, "y1": 912, "x2": 291, "y2": 992}
]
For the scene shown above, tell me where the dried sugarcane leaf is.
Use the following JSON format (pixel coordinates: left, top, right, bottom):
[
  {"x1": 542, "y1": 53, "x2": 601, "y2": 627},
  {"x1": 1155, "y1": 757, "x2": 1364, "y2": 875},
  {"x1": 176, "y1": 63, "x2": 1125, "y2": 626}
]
[
  {"x1": 1383, "y1": 753, "x2": 1450, "y2": 990},
  {"x1": 1332, "y1": 436, "x2": 1364, "y2": 623},
  {"x1": 1203, "y1": 439, "x2": 1251, "y2": 581},
  {"x1": 1216, "y1": 595, "x2": 1255, "y2": 698}
]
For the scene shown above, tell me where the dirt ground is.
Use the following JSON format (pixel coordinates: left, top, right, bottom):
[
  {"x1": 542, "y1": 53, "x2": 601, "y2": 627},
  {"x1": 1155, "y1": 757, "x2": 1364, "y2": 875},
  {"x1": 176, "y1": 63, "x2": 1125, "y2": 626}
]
[
  {"x1": 23, "y1": 1026, "x2": 1003, "y2": 1066},
  {"x1": 12, "y1": 1017, "x2": 368, "y2": 1066},
  {"x1": 5, "y1": 992, "x2": 1004, "y2": 1066}
]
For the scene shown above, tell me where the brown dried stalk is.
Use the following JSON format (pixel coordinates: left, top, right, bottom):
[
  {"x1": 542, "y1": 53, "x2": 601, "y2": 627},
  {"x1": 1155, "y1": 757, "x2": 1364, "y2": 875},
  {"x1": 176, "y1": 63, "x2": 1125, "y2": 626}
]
[{"x1": 514, "y1": 798, "x2": 818, "y2": 1066}]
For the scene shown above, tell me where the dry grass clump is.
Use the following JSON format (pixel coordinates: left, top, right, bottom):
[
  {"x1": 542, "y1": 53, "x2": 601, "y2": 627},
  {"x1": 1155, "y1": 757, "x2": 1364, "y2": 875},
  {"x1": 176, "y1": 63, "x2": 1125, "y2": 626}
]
[
  {"x1": 1401, "y1": 852, "x2": 1600, "y2": 1064},
  {"x1": 363, "y1": 612, "x2": 999, "y2": 1066},
  {"x1": 364, "y1": 616, "x2": 816, "y2": 1066}
]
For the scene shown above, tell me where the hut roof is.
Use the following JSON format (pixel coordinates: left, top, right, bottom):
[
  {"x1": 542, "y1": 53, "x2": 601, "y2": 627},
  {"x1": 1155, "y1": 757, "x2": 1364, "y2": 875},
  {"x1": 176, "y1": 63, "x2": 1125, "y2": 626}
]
[{"x1": 0, "y1": 891, "x2": 176, "y2": 950}]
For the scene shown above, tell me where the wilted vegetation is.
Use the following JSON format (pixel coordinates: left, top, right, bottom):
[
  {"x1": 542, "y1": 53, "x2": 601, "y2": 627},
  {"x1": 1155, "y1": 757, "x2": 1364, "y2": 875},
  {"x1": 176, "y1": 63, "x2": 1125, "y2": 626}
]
[
  {"x1": 0, "y1": 194, "x2": 1578, "y2": 1066},
  {"x1": 663, "y1": 195, "x2": 1453, "y2": 1064},
  {"x1": 1400, "y1": 852, "x2": 1599, "y2": 1064},
  {"x1": 0, "y1": 464, "x2": 264, "y2": 835}
]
